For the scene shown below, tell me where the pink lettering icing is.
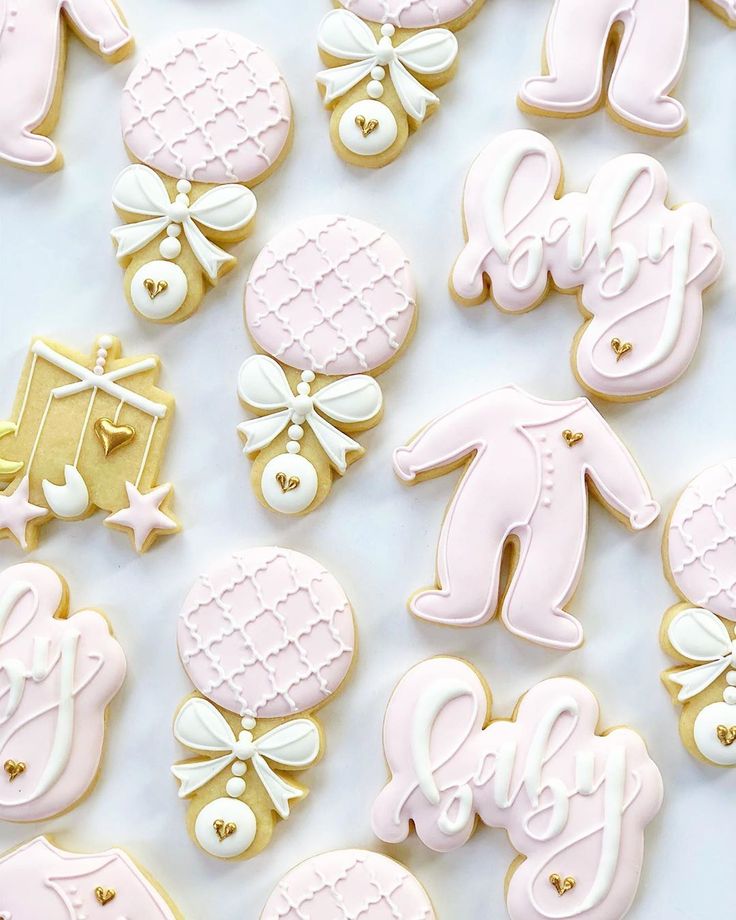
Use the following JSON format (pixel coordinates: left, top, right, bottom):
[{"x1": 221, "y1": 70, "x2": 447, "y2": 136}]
[
  {"x1": 394, "y1": 384, "x2": 659, "y2": 649},
  {"x1": 337, "y1": 0, "x2": 481, "y2": 26},
  {"x1": 372, "y1": 659, "x2": 663, "y2": 920}
]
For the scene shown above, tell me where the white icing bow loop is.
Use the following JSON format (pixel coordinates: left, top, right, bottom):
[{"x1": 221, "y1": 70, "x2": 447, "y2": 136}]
[
  {"x1": 317, "y1": 9, "x2": 458, "y2": 122},
  {"x1": 667, "y1": 607, "x2": 736, "y2": 701},
  {"x1": 171, "y1": 698, "x2": 320, "y2": 818}
]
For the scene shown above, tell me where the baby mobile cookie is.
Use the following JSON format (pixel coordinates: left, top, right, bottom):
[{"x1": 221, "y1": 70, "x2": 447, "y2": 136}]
[
  {"x1": 112, "y1": 29, "x2": 292, "y2": 323},
  {"x1": 0, "y1": 335, "x2": 178, "y2": 552},
  {"x1": 239, "y1": 214, "x2": 417, "y2": 515},
  {"x1": 173, "y1": 547, "x2": 356, "y2": 860},
  {"x1": 316, "y1": 0, "x2": 485, "y2": 166}
]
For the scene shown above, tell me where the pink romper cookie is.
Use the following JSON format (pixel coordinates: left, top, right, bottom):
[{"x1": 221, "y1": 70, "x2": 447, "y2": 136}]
[
  {"x1": 173, "y1": 547, "x2": 356, "y2": 860},
  {"x1": 239, "y1": 214, "x2": 417, "y2": 515},
  {"x1": 372, "y1": 658, "x2": 663, "y2": 920},
  {"x1": 112, "y1": 29, "x2": 292, "y2": 323}
]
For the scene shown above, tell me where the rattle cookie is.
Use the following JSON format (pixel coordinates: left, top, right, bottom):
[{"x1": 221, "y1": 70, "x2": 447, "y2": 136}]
[
  {"x1": 0, "y1": 563, "x2": 125, "y2": 823},
  {"x1": 519, "y1": 0, "x2": 736, "y2": 136},
  {"x1": 372, "y1": 658, "x2": 663, "y2": 920},
  {"x1": 0, "y1": 836, "x2": 181, "y2": 918},
  {"x1": 394, "y1": 384, "x2": 659, "y2": 649},
  {"x1": 661, "y1": 459, "x2": 736, "y2": 766},
  {"x1": 451, "y1": 130, "x2": 723, "y2": 401},
  {"x1": 0, "y1": 0, "x2": 133, "y2": 171},
  {"x1": 112, "y1": 29, "x2": 292, "y2": 323},
  {"x1": 239, "y1": 214, "x2": 417, "y2": 515},
  {"x1": 0, "y1": 335, "x2": 178, "y2": 553},
  {"x1": 173, "y1": 547, "x2": 356, "y2": 860},
  {"x1": 316, "y1": 0, "x2": 485, "y2": 166}
]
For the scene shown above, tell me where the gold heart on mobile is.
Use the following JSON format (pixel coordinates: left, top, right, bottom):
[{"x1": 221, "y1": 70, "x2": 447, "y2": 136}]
[{"x1": 94, "y1": 418, "x2": 135, "y2": 457}]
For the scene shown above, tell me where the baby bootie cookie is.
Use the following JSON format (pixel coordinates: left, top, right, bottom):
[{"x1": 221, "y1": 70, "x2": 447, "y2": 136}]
[
  {"x1": 238, "y1": 215, "x2": 417, "y2": 515},
  {"x1": 173, "y1": 547, "x2": 356, "y2": 860},
  {"x1": 112, "y1": 29, "x2": 292, "y2": 323},
  {"x1": 372, "y1": 658, "x2": 663, "y2": 920}
]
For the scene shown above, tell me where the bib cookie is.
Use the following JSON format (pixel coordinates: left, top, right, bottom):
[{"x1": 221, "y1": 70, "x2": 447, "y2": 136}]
[
  {"x1": 112, "y1": 29, "x2": 292, "y2": 323},
  {"x1": 372, "y1": 658, "x2": 663, "y2": 920}
]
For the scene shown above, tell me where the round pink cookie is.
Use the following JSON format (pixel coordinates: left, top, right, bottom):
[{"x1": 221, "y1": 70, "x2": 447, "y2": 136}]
[
  {"x1": 260, "y1": 849, "x2": 436, "y2": 919},
  {"x1": 121, "y1": 29, "x2": 292, "y2": 185},
  {"x1": 338, "y1": 0, "x2": 479, "y2": 27},
  {"x1": 245, "y1": 215, "x2": 417, "y2": 375},
  {"x1": 177, "y1": 547, "x2": 355, "y2": 717},
  {"x1": 668, "y1": 459, "x2": 736, "y2": 622}
]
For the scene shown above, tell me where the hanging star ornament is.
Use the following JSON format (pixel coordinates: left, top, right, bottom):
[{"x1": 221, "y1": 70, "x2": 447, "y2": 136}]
[
  {"x1": 0, "y1": 476, "x2": 47, "y2": 549},
  {"x1": 105, "y1": 482, "x2": 179, "y2": 552}
]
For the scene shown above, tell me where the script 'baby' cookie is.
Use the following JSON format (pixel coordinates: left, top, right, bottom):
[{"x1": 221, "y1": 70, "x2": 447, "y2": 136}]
[
  {"x1": 0, "y1": 0, "x2": 133, "y2": 171},
  {"x1": 0, "y1": 335, "x2": 178, "y2": 552},
  {"x1": 112, "y1": 29, "x2": 292, "y2": 323},
  {"x1": 0, "y1": 563, "x2": 125, "y2": 823},
  {"x1": 451, "y1": 130, "x2": 723, "y2": 401},
  {"x1": 394, "y1": 384, "x2": 659, "y2": 649},
  {"x1": 519, "y1": 0, "x2": 736, "y2": 135},
  {"x1": 173, "y1": 547, "x2": 356, "y2": 860},
  {"x1": 238, "y1": 214, "x2": 417, "y2": 515},
  {"x1": 316, "y1": 0, "x2": 485, "y2": 167},
  {"x1": 372, "y1": 658, "x2": 663, "y2": 920}
]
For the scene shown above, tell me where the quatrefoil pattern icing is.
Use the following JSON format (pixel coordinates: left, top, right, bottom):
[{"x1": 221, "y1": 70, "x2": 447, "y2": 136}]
[{"x1": 338, "y1": 0, "x2": 481, "y2": 27}]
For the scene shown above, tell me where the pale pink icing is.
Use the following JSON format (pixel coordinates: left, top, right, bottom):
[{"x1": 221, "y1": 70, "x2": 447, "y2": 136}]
[
  {"x1": 245, "y1": 215, "x2": 417, "y2": 375},
  {"x1": 121, "y1": 29, "x2": 292, "y2": 184},
  {"x1": 260, "y1": 849, "x2": 435, "y2": 919},
  {"x1": 372, "y1": 659, "x2": 663, "y2": 920},
  {"x1": 394, "y1": 385, "x2": 659, "y2": 649},
  {"x1": 337, "y1": 0, "x2": 480, "y2": 27},
  {"x1": 0, "y1": 836, "x2": 177, "y2": 918},
  {"x1": 0, "y1": 0, "x2": 131, "y2": 169},
  {"x1": 452, "y1": 130, "x2": 723, "y2": 400},
  {"x1": 177, "y1": 547, "x2": 355, "y2": 717},
  {"x1": 0, "y1": 563, "x2": 126, "y2": 823}
]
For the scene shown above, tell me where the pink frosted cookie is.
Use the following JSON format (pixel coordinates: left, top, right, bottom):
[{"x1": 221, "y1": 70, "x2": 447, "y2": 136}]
[
  {"x1": 239, "y1": 214, "x2": 417, "y2": 515},
  {"x1": 260, "y1": 849, "x2": 436, "y2": 919},
  {"x1": 451, "y1": 130, "x2": 723, "y2": 401},
  {"x1": 394, "y1": 384, "x2": 659, "y2": 649},
  {"x1": 519, "y1": 0, "x2": 736, "y2": 135},
  {"x1": 112, "y1": 29, "x2": 292, "y2": 324},
  {"x1": 173, "y1": 547, "x2": 356, "y2": 860},
  {"x1": 0, "y1": 564, "x2": 125, "y2": 823},
  {"x1": 372, "y1": 658, "x2": 663, "y2": 920}
]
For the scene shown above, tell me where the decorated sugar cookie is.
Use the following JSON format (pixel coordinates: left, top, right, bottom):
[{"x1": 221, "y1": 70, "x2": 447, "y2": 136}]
[
  {"x1": 0, "y1": 0, "x2": 133, "y2": 172},
  {"x1": 316, "y1": 0, "x2": 485, "y2": 167},
  {"x1": 661, "y1": 459, "x2": 736, "y2": 766},
  {"x1": 372, "y1": 658, "x2": 663, "y2": 920},
  {"x1": 238, "y1": 214, "x2": 417, "y2": 515},
  {"x1": 519, "y1": 0, "x2": 736, "y2": 135},
  {"x1": 112, "y1": 29, "x2": 292, "y2": 323},
  {"x1": 451, "y1": 130, "x2": 723, "y2": 401},
  {"x1": 394, "y1": 384, "x2": 659, "y2": 649},
  {"x1": 0, "y1": 563, "x2": 125, "y2": 823},
  {"x1": 173, "y1": 547, "x2": 356, "y2": 860},
  {"x1": 0, "y1": 335, "x2": 178, "y2": 552},
  {"x1": 0, "y1": 836, "x2": 181, "y2": 918},
  {"x1": 261, "y1": 849, "x2": 436, "y2": 919}
]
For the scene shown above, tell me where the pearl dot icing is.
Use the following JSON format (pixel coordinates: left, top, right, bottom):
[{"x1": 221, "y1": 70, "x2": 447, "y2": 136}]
[{"x1": 337, "y1": 0, "x2": 478, "y2": 27}]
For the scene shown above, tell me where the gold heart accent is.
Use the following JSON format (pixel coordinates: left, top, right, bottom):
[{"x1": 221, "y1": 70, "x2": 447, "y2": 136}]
[
  {"x1": 611, "y1": 338, "x2": 633, "y2": 361},
  {"x1": 3, "y1": 759, "x2": 25, "y2": 782},
  {"x1": 143, "y1": 278, "x2": 169, "y2": 300},
  {"x1": 355, "y1": 114, "x2": 379, "y2": 137},
  {"x1": 94, "y1": 887, "x2": 116, "y2": 906},
  {"x1": 549, "y1": 874, "x2": 576, "y2": 896},
  {"x1": 213, "y1": 819, "x2": 237, "y2": 841},
  {"x1": 562, "y1": 429, "x2": 584, "y2": 448},
  {"x1": 716, "y1": 724, "x2": 736, "y2": 746},
  {"x1": 276, "y1": 472, "x2": 300, "y2": 493},
  {"x1": 94, "y1": 418, "x2": 135, "y2": 458}
]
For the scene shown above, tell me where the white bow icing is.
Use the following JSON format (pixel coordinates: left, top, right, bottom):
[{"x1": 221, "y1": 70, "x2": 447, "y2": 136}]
[
  {"x1": 316, "y1": 9, "x2": 458, "y2": 122},
  {"x1": 171, "y1": 698, "x2": 320, "y2": 818},
  {"x1": 111, "y1": 164, "x2": 257, "y2": 281},
  {"x1": 237, "y1": 355, "x2": 383, "y2": 475},
  {"x1": 667, "y1": 607, "x2": 736, "y2": 701}
]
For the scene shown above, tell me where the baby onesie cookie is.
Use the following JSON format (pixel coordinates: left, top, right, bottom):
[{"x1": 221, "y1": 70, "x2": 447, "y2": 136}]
[
  {"x1": 519, "y1": 0, "x2": 736, "y2": 135},
  {"x1": 0, "y1": 0, "x2": 133, "y2": 172},
  {"x1": 316, "y1": 0, "x2": 485, "y2": 167},
  {"x1": 112, "y1": 29, "x2": 292, "y2": 323},
  {"x1": 173, "y1": 547, "x2": 356, "y2": 860},
  {"x1": 0, "y1": 563, "x2": 125, "y2": 823},
  {"x1": 394, "y1": 384, "x2": 659, "y2": 649},
  {"x1": 451, "y1": 130, "x2": 723, "y2": 401},
  {"x1": 0, "y1": 335, "x2": 178, "y2": 552},
  {"x1": 661, "y1": 459, "x2": 736, "y2": 766},
  {"x1": 239, "y1": 214, "x2": 417, "y2": 515},
  {"x1": 0, "y1": 836, "x2": 181, "y2": 918},
  {"x1": 261, "y1": 849, "x2": 436, "y2": 919},
  {"x1": 372, "y1": 658, "x2": 663, "y2": 920}
]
